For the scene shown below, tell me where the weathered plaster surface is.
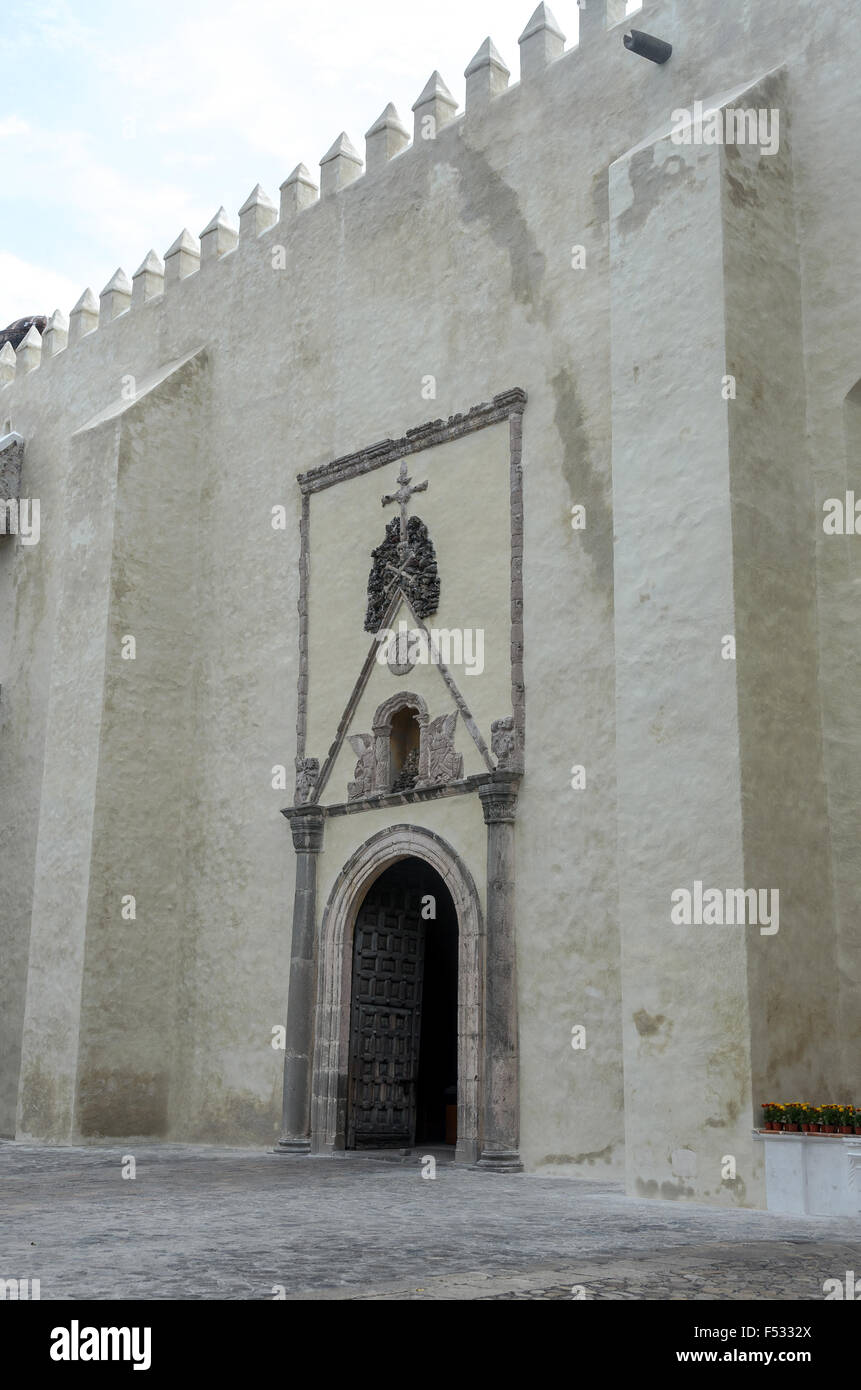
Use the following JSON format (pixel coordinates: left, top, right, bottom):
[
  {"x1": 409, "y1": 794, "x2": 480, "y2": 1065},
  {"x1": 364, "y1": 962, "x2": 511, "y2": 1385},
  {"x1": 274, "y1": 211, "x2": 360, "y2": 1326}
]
[{"x1": 1, "y1": 0, "x2": 859, "y2": 1205}]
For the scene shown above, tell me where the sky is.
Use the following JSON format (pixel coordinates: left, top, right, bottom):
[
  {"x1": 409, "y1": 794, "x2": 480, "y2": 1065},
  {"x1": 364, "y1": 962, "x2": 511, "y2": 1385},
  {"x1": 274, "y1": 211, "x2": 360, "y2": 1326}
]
[{"x1": 0, "y1": 0, "x2": 640, "y2": 326}]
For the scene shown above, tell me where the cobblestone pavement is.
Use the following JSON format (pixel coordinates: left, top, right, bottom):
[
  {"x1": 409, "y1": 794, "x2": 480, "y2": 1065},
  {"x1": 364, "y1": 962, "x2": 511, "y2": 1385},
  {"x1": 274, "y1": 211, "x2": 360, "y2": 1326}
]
[{"x1": 2, "y1": 1141, "x2": 859, "y2": 1301}]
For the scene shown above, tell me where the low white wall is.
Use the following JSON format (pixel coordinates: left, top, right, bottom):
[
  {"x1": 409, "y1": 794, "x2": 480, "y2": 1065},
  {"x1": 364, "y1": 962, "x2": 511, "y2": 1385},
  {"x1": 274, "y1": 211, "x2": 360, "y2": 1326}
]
[{"x1": 757, "y1": 1134, "x2": 861, "y2": 1217}]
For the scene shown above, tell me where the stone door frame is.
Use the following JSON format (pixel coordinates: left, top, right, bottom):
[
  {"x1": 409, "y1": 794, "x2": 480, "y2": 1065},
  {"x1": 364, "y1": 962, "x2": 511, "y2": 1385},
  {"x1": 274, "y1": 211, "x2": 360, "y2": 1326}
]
[{"x1": 309, "y1": 824, "x2": 484, "y2": 1164}]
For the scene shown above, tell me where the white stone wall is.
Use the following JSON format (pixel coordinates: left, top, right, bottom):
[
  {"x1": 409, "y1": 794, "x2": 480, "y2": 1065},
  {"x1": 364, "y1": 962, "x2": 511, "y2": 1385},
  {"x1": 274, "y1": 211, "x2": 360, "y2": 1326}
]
[{"x1": 1, "y1": 0, "x2": 859, "y2": 1205}]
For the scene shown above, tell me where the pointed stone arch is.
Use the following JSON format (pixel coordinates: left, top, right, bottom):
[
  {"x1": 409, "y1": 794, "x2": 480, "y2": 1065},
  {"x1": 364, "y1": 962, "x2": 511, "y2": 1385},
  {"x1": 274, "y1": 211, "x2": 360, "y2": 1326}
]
[{"x1": 309, "y1": 824, "x2": 483, "y2": 1162}]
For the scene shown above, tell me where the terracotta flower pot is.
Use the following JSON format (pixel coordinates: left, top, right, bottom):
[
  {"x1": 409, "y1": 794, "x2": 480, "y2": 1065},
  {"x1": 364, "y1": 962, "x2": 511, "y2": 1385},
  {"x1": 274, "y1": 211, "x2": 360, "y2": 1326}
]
[
  {"x1": 785, "y1": 1124, "x2": 799, "y2": 1132},
  {"x1": 801, "y1": 1124, "x2": 810, "y2": 1133},
  {"x1": 839, "y1": 1126, "x2": 852, "y2": 1134},
  {"x1": 855, "y1": 1127, "x2": 861, "y2": 1136},
  {"x1": 822, "y1": 1125, "x2": 836, "y2": 1134}
]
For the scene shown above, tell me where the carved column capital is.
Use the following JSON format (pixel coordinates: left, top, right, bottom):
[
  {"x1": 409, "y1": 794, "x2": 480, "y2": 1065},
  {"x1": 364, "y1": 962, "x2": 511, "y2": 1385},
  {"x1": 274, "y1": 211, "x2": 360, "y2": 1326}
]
[
  {"x1": 287, "y1": 807, "x2": 325, "y2": 854},
  {"x1": 479, "y1": 772, "x2": 521, "y2": 825}
]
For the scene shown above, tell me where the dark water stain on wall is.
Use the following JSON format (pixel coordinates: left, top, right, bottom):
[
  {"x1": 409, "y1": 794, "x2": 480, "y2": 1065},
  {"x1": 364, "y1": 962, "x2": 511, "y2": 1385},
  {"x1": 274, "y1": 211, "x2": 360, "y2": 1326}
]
[
  {"x1": 452, "y1": 142, "x2": 547, "y2": 310},
  {"x1": 540, "y1": 1142, "x2": 617, "y2": 1167},
  {"x1": 20, "y1": 1059, "x2": 59, "y2": 1136},
  {"x1": 77, "y1": 1069, "x2": 169, "y2": 1137},
  {"x1": 552, "y1": 368, "x2": 613, "y2": 596},
  {"x1": 615, "y1": 145, "x2": 700, "y2": 242},
  {"x1": 633, "y1": 1008, "x2": 666, "y2": 1037}
]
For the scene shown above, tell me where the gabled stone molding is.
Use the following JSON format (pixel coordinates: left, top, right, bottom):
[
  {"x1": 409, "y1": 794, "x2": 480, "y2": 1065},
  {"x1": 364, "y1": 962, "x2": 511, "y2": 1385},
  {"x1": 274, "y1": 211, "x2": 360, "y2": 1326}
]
[
  {"x1": 295, "y1": 388, "x2": 527, "y2": 798},
  {"x1": 298, "y1": 389, "x2": 527, "y2": 495},
  {"x1": 308, "y1": 584, "x2": 496, "y2": 807},
  {"x1": 304, "y1": 585, "x2": 401, "y2": 793}
]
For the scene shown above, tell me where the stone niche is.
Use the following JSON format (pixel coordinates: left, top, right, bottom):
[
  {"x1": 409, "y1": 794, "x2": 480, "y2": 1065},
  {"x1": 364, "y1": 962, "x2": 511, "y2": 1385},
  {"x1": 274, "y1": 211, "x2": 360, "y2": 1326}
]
[{"x1": 347, "y1": 692, "x2": 464, "y2": 801}]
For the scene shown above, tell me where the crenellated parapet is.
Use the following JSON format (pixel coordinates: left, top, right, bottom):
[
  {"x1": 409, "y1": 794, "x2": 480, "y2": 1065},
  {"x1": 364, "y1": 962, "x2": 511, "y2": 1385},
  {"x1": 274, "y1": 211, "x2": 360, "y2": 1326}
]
[
  {"x1": 0, "y1": 2, "x2": 653, "y2": 398},
  {"x1": 200, "y1": 207, "x2": 238, "y2": 264},
  {"x1": 42, "y1": 310, "x2": 68, "y2": 359},
  {"x1": 69, "y1": 288, "x2": 98, "y2": 345},
  {"x1": 131, "y1": 250, "x2": 165, "y2": 306}
]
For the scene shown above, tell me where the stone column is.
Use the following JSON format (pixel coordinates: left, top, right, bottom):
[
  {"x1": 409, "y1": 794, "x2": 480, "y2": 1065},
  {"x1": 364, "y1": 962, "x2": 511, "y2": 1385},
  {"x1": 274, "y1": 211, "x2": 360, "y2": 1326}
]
[
  {"x1": 276, "y1": 807, "x2": 325, "y2": 1153},
  {"x1": 477, "y1": 772, "x2": 522, "y2": 1171},
  {"x1": 372, "y1": 723, "x2": 390, "y2": 792}
]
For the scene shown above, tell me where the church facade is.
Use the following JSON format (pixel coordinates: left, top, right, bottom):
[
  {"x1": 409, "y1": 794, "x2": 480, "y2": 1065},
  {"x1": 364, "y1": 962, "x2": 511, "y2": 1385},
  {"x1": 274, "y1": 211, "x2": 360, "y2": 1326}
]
[{"x1": 1, "y1": 0, "x2": 859, "y2": 1208}]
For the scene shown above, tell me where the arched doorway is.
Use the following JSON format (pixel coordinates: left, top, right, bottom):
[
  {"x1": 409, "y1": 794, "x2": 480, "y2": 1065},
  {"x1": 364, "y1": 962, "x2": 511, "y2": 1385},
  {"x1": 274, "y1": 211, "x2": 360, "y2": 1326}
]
[
  {"x1": 346, "y1": 859, "x2": 458, "y2": 1150},
  {"x1": 310, "y1": 824, "x2": 483, "y2": 1163}
]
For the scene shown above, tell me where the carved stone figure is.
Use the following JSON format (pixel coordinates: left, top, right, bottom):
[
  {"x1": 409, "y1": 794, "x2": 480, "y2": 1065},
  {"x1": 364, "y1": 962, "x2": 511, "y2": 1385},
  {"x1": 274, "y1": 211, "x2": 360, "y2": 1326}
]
[
  {"x1": 347, "y1": 733, "x2": 376, "y2": 801},
  {"x1": 491, "y1": 716, "x2": 517, "y2": 770},
  {"x1": 365, "y1": 515, "x2": 440, "y2": 632},
  {"x1": 293, "y1": 756, "x2": 319, "y2": 806},
  {"x1": 391, "y1": 746, "x2": 420, "y2": 793},
  {"x1": 423, "y1": 711, "x2": 463, "y2": 785}
]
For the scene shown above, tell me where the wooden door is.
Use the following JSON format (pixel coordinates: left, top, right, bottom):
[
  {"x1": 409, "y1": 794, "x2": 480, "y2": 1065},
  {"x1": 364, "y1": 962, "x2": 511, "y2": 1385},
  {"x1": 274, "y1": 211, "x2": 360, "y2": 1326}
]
[{"x1": 347, "y1": 870, "x2": 426, "y2": 1148}]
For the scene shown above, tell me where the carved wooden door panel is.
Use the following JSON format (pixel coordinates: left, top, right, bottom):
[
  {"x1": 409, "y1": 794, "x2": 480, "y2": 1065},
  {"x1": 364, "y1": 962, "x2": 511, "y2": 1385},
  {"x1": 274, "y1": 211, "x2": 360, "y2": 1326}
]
[{"x1": 347, "y1": 872, "x2": 426, "y2": 1148}]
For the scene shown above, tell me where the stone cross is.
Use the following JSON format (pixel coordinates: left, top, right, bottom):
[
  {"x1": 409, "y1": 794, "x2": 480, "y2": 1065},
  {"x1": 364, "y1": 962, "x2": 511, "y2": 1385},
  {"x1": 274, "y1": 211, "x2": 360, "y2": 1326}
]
[
  {"x1": 381, "y1": 460, "x2": 428, "y2": 552},
  {"x1": 383, "y1": 557, "x2": 415, "y2": 596}
]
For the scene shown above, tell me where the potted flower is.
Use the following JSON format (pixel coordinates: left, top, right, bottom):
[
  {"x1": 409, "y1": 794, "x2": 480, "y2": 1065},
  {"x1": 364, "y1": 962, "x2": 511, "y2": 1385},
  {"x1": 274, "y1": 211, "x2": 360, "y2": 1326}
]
[
  {"x1": 799, "y1": 1103, "x2": 814, "y2": 1133},
  {"x1": 837, "y1": 1104, "x2": 853, "y2": 1135},
  {"x1": 784, "y1": 1102, "x2": 805, "y2": 1133},
  {"x1": 820, "y1": 1103, "x2": 840, "y2": 1134},
  {"x1": 854, "y1": 1107, "x2": 861, "y2": 1136},
  {"x1": 807, "y1": 1106, "x2": 823, "y2": 1134},
  {"x1": 761, "y1": 1102, "x2": 778, "y2": 1131}
]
